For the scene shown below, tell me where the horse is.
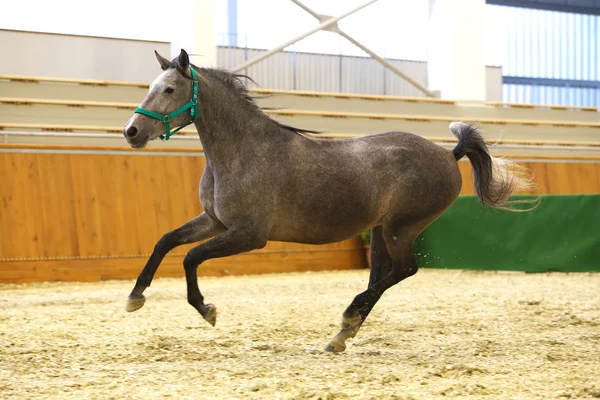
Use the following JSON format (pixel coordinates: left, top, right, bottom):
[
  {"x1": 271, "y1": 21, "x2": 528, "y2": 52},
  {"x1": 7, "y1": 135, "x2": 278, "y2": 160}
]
[{"x1": 122, "y1": 48, "x2": 536, "y2": 352}]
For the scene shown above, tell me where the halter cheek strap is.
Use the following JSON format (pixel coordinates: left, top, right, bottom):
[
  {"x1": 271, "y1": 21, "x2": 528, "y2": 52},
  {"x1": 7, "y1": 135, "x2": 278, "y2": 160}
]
[{"x1": 134, "y1": 67, "x2": 199, "y2": 141}]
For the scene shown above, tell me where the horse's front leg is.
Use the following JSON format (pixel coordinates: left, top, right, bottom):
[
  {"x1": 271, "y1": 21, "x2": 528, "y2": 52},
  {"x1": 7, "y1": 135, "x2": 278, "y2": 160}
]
[
  {"x1": 182, "y1": 227, "x2": 268, "y2": 326},
  {"x1": 126, "y1": 212, "x2": 225, "y2": 312}
]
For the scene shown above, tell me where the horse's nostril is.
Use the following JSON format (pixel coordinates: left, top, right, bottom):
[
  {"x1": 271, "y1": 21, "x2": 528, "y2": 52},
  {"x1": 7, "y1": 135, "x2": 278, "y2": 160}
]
[{"x1": 126, "y1": 126, "x2": 138, "y2": 138}]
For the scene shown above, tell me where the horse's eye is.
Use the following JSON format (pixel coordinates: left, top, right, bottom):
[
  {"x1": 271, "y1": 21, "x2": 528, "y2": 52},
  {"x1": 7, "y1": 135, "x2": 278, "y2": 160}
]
[{"x1": 164, "y1": 87, "x2": 175, "y2": 94}]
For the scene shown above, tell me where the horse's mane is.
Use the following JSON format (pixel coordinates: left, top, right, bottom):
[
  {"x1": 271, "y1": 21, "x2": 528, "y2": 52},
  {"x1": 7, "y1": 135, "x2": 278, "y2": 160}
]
[{"x1": 175, "y1": 62, "x2": 321, "y2": 136}]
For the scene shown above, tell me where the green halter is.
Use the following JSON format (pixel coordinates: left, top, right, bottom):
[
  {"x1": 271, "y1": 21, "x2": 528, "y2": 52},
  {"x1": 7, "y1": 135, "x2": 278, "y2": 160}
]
[{"x1": 134, "y1": 67, "x2": 199, "y2": 141}]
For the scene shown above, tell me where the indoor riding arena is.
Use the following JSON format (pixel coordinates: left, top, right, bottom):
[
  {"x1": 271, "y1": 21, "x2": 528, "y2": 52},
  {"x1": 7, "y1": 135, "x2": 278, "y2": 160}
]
[{"x1": 1, "y1": 1, "x2": 599, "y2": 399}]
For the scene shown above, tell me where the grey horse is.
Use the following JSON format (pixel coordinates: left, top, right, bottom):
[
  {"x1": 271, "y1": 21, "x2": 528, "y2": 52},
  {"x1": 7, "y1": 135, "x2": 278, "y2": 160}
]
[{"x1": 122, "y1": 49, "x2": 535, "y2": 352}]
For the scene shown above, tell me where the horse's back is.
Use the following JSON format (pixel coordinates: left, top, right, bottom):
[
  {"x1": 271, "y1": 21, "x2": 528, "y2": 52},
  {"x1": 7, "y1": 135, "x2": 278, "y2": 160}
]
[
  {"x1": 304, "y1": 130, "x2": 462, "y2": 200},
  {"x1": 346, "y1": 130, "x2": 463, "y2": 213}
]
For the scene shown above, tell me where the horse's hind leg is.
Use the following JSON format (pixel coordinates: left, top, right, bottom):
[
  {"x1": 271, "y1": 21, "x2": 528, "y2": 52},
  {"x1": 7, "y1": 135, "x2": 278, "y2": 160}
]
[
  {"x1": 126, "y1": 212, "x2": 225, "y2": 312},
  {"x1": 368, "y1": 225, "x2": 393, "y2": 288},
  {"x1": 326, "y1": 225, "x2": 418, "y2": 352}
]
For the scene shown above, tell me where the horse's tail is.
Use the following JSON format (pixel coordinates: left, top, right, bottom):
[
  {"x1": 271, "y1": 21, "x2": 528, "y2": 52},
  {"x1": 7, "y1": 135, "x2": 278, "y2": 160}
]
[{"x1": 450, "y1": 121, "x2": 538, "y2": 211}]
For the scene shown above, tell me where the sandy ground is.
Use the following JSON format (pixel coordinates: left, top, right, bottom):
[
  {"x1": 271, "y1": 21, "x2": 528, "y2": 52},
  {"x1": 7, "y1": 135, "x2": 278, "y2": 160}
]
[{"x1": 1, "y1": 268, "x2": 599, "y2": 400}]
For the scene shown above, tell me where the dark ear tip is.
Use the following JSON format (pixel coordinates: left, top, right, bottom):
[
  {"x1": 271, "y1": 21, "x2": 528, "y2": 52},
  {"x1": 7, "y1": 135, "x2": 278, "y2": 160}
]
[{"x1": 178, "y1": 49, "x2": 190, "y2": 68}]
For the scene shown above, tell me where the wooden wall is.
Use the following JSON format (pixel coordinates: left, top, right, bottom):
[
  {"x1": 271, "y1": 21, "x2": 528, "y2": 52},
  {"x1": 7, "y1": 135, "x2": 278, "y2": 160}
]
[
  {"x1": 0, "y1": 151, "x2": 364, "y2": 283},
  {"x1": 1, "y1": 149, "x2": 599, "y2": 283},
  {"x1": 457, "y1": 161, "x2": 600, "y2": 195}
]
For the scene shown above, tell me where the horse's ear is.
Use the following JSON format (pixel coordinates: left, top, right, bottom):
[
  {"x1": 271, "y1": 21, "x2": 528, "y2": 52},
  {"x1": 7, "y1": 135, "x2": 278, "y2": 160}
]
[
  {"x1": 154, "y1": 50, "x2": 171, "y2": 71},
  {"x1": 178, "y1": 49, "x2": 190, "y2": 71}
]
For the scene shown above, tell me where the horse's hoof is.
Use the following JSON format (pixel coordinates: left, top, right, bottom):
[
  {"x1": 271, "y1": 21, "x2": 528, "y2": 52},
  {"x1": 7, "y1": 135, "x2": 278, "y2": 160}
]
[
  {"x1": 126, "y1": 295, "x2": 146, "y2": 312},
  {"x1": 201, "y1": 303, "x2": 217, "y2": 326},
  {"x1": 324, "y1": 340, "x2": 346, "y2": 353}
]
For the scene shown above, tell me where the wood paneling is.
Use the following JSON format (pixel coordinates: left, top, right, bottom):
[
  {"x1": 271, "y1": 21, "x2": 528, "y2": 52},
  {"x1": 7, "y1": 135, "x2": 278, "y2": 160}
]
[
  {"x1": 0, "y1": 152, "x2": 204, "y2": 260},
  {"x1": 1, "y1": 150, "x2": 598, "y2": 283},
  {"x1": 0, "y1": 151, "x2": 365, "y2": 283},
  {"x1": 0, "y1": 248, "x2": 364, "y2": 284},
  {"x1": 457, "y1": 160, "x2": 600, "y2": 195}
]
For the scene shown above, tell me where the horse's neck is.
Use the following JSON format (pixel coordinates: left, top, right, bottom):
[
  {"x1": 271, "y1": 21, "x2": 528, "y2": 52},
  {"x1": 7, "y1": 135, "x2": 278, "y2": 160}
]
[
  {"x1": 193, "y1": 117, "x2": 293, "y2": 170},
  {"x1": 192, "y1": 81, "x2": 297, "y2": 170}
]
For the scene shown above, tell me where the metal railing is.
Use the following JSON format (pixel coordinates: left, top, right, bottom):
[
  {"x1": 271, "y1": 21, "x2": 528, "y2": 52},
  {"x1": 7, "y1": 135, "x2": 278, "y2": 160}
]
[
  {"x1": 219, "y1": 3, "x2": 600, "y2": 106},
  {"x1": 216, "y1": 44, "x2": 429, "y2": 98}
]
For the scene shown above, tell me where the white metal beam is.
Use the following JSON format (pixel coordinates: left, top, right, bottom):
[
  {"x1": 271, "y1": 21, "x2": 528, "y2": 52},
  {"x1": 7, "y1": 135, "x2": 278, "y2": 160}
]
[
  {"x1": 290, "y1": 0, "x2": 435, "y2": 97},
  {"x1": 231, "y1": 0, "x2": 378, "y2": 72},
  {"x1": 232, "y1": 0, "x2": 434, "y2": 97},
  {"x1": 335, "y1": 30, "x2": 434, "y2": 97}
]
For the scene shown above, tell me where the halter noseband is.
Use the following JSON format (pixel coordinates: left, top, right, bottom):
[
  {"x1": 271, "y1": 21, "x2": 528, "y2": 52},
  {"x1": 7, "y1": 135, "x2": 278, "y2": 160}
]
[{"x1": 134, "y1": 66, "x2": 199, "y2": 141}]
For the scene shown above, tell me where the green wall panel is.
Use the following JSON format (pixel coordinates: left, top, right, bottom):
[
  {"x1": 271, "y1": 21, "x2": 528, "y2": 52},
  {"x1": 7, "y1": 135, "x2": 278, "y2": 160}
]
[{"x1": 415, "y1": 195, "x2": 600, "y2": 272}]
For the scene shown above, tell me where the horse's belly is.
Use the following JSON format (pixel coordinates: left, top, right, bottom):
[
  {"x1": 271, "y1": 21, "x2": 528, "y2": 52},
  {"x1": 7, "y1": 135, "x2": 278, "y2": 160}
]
[
  {"x1": 267, "y1": 229, "x2": 364, "y2": 245},
  {"x1": 267, "y1": 208, "x2": 380, "y2": 245}
]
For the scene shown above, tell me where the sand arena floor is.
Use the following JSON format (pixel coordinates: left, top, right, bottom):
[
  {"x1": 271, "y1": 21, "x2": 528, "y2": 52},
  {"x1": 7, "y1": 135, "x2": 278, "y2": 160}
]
[{"x1": 1, "y1": 268, "x2": 599, "y2": 400}]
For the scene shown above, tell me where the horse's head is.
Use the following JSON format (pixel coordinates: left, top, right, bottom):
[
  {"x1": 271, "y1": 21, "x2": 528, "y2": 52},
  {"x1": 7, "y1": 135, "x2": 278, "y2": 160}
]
[{"x1": 123, "y1": 49, "x2": 198, "y2": 148}]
